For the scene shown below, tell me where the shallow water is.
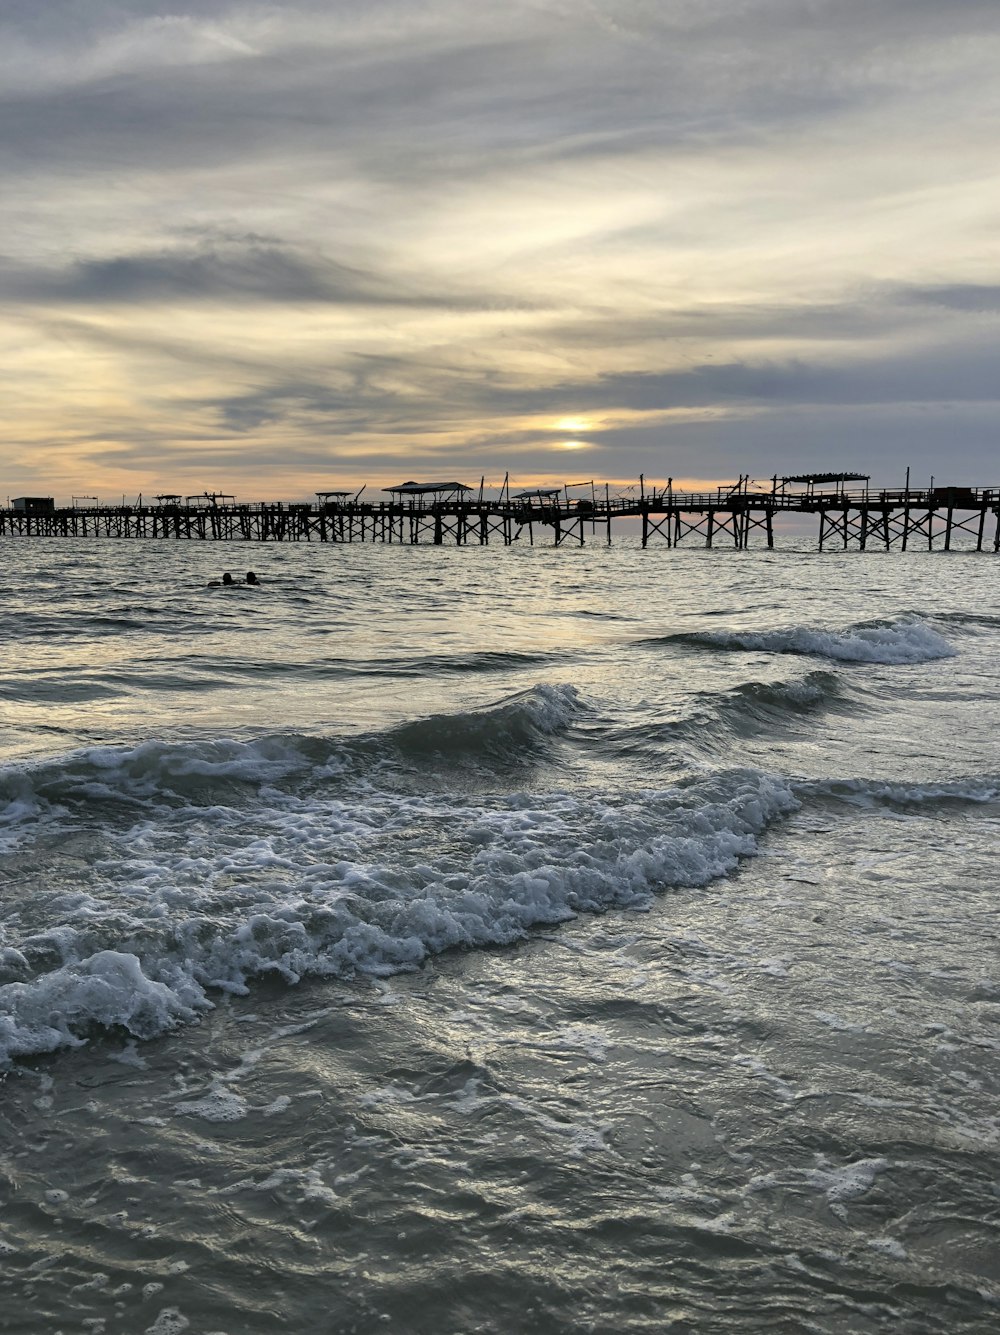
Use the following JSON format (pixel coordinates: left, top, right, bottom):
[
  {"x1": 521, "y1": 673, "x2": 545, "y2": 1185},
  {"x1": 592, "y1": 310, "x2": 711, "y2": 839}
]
[{"x1": 0, "y1": 536, "x2": 998, "y2": 1333}]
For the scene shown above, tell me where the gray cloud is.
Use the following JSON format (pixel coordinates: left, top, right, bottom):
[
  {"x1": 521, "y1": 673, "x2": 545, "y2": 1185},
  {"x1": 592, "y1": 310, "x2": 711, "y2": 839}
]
[
  {"x1": 905, "y1": 285, "x2": 1000, "y2": 313},
  {"x1": 4, "y1": 0, "x2": 986, "y2": 181},
  {"x1": 198, "y1": 324, "x2": 1000, "y2": 430},
  {"x1": 0, "y1": 239, "x2": 499, "y2": 309}
]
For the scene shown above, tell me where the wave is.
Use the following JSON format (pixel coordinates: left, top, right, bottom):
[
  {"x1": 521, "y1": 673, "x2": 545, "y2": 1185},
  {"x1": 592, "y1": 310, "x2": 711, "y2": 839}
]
[
  {"x1": 0, "y1": 733, "x2": 335, "y2": 833},
  {"x1": 383, "y1": 682, "x2": 581, "y2": 760},
  {"x1": 1, "y1": 610, "x2": 181, "y2": 641},
  {"x1": 796, "y1": 775, "x2": 1000, "y2": 808},
  {"x1": 0, "y1": 767, "x2": 798, "y2": 1067},
  {"x1": 717, "y1": 670, "x2": 841, "y2": 721},
  {"x1": 176, "y1": 649, "x2": 565, "y2": 681},
  {"x1": 643, "y1": 617, "x2": 957, "y2": 664},
  {"x1": 904, "y1": 609, "x2": 1000, "y2": 631},
  {"x1": 350, "y1": 649, "x2": 565, "y2": 677},
  {"x1": 0, "y1": 650, "x2": 564, "y2": 705},
  {"x1": 0, "y1": 684, "x2": 584, "y2": 843},
  {"x1": 603, "y1": 672, "x2": 844, "y2": 759}
]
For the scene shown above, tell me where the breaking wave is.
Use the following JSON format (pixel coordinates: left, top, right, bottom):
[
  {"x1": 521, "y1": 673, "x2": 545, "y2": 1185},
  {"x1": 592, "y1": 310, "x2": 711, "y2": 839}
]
[
  {"x1": 0, "y1": 764, "x2": 797, "y2": 1067},
  {"x1": 645, "y1": 617, "x2": 956, "y2": 664},
  {"x1": 0, "y1": 684, "x2": 584, "y2": 835}
]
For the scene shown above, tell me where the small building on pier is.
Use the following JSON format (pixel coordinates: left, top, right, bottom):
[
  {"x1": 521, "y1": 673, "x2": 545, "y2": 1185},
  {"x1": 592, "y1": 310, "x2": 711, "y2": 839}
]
[{"x1": 12, "y1": 497, "x2": 54, "y2": 514}]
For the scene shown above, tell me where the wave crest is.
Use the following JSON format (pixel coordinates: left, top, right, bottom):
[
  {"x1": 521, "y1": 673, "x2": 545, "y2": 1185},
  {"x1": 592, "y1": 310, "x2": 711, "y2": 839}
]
[
  {"x1": 0, "y1": 684, "x2": 584, "y2": 843},
  {"x1": 384, "y1": 682, "x2": 582, "y2": 761},
  {"x1": 650, "y1": 617, "x2": 956, "y2": 664}
]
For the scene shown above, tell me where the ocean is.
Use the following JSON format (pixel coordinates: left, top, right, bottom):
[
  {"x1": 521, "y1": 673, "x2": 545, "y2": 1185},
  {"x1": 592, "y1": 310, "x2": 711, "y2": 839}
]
[{"x1": 0, "y1": 535, "x2": 997, "y2": 1334}]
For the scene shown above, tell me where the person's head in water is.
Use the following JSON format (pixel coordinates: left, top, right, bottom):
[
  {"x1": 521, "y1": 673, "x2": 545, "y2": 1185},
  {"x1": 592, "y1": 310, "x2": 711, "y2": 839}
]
[
  {"x1": 222, "y1": 572, "x2": 235, "y2": 586},
  {"x1": 245, "y1": 571, "x2": 259, "y2": 585}
]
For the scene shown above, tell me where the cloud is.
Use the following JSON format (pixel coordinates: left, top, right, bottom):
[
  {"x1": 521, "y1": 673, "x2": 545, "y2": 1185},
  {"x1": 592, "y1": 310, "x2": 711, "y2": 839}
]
[
  {"x1": 0, "y1": 238, "x2": 496, "y2": 309},
  {"x1": 905, "y1": 284, "x2": 1000, "y2": 313},
  {"x1": 3, "y1": 1, "x2": 1000, "y2": 495}
]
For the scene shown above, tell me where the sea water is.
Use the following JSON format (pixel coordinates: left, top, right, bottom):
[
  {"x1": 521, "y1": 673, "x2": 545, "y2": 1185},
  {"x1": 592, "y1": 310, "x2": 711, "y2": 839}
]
[{"x1": 0, "y1": 535, "x2": 997, "y2": 1334}]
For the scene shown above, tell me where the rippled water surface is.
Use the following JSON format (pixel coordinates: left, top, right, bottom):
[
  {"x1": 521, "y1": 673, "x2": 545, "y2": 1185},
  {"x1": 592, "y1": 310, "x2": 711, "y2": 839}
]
[{"x1": 1, "y1": 536, "x2": 998, "y2": 1334}]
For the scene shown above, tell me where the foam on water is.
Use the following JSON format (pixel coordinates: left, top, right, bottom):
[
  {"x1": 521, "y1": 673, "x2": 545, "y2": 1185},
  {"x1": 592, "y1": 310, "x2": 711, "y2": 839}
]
[
  {"x1": 746, "y1": 1156, "x2": 890, "y2": 1222},
  {"x1": 656, "y1": 616, "x2": 957, "y2": 664},
  {"x1": 0, "y1": 734, "x2": 798, "y2": 1067},
  {"x1": 0, "y1": 683, "x2": 583, "y2": 840}
]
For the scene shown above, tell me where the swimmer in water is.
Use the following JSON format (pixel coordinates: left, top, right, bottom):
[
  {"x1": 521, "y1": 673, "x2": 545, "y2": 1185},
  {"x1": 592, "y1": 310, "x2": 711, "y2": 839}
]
[
  {"x1": 207, "y1": 572, "x2": 236, "y2": 587},
  {"x1": 245, "y1": 571, "x2": 260, "y2": 585}
]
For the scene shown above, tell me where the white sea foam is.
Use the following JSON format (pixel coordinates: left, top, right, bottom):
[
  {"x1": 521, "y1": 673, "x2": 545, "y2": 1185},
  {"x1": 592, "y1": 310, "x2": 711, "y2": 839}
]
[
  {"x1": 174, "y1": 1085, "x2": 250, "y2": 1123},
  {"x1": 143, "y1": 1310, "x2": 190, "y2": 1335},
  {"x1": 216, "y1": 1166, "x2": 339, "y2": 1206},
  {"x1": 0, "y1": 763, "x2": 797, "y2": 1067},
  {"x1": 0, "y1": 683, "x2": 584, "y2": 852},
  {"x1": 0, "y1": 950, "x2": 205, "y2": 1062},
  {"x1": 262, "y1": 1095, "x2": 292, "y2": 1116},
  {"x1": 747, "y1": 1156, "x2": 890, "y2": 1220},
  {"x1": 693, "y1": 617, "x2": 956, "y2": 664}
]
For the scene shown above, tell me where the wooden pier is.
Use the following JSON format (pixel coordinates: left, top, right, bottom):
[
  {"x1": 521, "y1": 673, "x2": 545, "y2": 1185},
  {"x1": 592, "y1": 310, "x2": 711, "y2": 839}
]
[{"x1": 2, "y1": 478, "x2": 999, "y2": 551}]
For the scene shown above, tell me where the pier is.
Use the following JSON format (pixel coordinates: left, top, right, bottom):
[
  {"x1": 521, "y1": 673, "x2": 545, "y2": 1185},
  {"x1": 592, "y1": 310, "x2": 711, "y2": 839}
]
[{"x1": 2, "y1": 475, "x2": 999, "y2": 551}]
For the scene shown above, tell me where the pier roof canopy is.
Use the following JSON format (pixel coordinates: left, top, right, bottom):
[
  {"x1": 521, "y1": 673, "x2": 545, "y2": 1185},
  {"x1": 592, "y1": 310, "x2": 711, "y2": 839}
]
[
  {"x1": 185, "y1": 492, "x2": 235, "y2": 505},
  {"x1": 386, "y1": 480, "x2": 472, "y2": 495},
  {"x1": 780, "y1": 472, "x2": 870, "y2": 485},
  {"x1": 512, "y1": 488, "x2": 562, "y2": 499}
]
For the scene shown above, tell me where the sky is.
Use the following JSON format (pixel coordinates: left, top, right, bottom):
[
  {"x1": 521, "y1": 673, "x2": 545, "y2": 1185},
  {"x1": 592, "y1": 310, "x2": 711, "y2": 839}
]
[{"x1": 2, "y1": 0, "x2": 1000, "y2": 503}]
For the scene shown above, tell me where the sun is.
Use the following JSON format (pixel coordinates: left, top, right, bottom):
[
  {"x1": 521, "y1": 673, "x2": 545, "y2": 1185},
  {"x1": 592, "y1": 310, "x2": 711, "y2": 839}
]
[{"x1": 553, "y1": 416, "x2": 592, "y2": 434}]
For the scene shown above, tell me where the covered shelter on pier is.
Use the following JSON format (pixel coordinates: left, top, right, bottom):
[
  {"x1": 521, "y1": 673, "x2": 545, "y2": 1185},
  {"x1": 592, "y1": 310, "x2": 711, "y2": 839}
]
[
  {"x1": 385, "y1": 481, "x2": 472, "y2": 505},
  {"x1": 511, "y1": 487, "x2": 563, "y2": 506},
  {"x1": 185, "y1": 491, "x2": 235, "y2": 508},
  {"x1": 777, "y1": 472, "x2": 869, "y2": 497}
]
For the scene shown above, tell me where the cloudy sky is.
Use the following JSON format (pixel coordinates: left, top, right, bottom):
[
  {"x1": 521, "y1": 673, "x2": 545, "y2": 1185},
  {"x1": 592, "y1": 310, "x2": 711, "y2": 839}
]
[{"x1": 3, "y1": 0, "x2": 999, "y2": 501}]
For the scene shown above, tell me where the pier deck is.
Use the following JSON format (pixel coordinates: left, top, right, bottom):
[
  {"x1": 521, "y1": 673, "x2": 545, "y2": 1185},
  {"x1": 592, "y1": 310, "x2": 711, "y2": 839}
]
[{"x1": 2, "y1": 484, "x2": 998, "y2": 551}]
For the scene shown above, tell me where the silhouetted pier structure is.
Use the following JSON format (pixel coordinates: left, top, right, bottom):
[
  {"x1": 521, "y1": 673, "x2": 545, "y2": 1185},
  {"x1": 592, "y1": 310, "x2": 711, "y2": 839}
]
[{"x1": 2, "y1": 476, "x2": 998, "y2": 551}]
